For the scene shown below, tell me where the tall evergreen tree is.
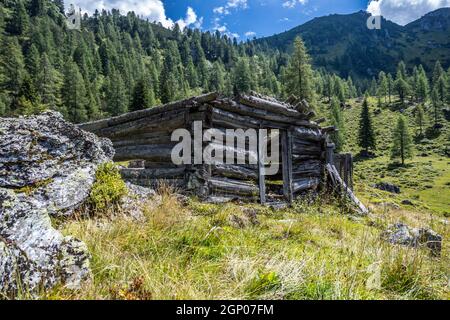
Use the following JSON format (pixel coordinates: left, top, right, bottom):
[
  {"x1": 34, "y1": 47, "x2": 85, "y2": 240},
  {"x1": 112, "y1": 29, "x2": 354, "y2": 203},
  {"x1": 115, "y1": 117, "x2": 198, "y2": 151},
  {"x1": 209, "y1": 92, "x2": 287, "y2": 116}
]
[
  {"x1": 62, "y1": 61, "x2": 88, "y2": 123},
  {"x1": 233, "y1": 57, "x2": 252, "y2": 94},
  {"x1": 106, "y1": 68, "x2": 128, "y2": 115},
  {"x1": 129, "y1": 76, "x2": 154, "y2": 112},
  {"x1": 391, "y1": 116, "x2": 413, "y2": 165},
  {"x1": 417, "y1": 66, "x2": 429, "y2": 102},
  {"x1": 7, "y1": 0, "x2": 29, "y2": 35},
  {"x1": 378, "y1": 71, "x2": 388, "y2": 104},
  {"x1": 395, "y1": 77, "x2": 410, "y2": 105},
  {"x1": 284, "y1": 37, "x2": 314, "y2": 103},
  {"x1": 358, "y1": 97, "x2": 376, "y2": 155},
  {"x1": 432, "y1": 60, "x2": 444, "y2": 86},
  {"x1": 387, "y1": 73, "x2": 394, "y2": 105},
  {"x1": 0, "y1": 37, "x2": 25, "y2": 109},
  {"x1": 431, "y1": 87, "x2": 442, "y2": 127},
  {"x1": 29, "y1": 0, "x2": 45, "y2": 17},
  {"x1": 330, "y1": 97, "x2": 345, "y2": 152},
  {"x1": 415, "y1": 104, "x2": 425, "y2": 137}
]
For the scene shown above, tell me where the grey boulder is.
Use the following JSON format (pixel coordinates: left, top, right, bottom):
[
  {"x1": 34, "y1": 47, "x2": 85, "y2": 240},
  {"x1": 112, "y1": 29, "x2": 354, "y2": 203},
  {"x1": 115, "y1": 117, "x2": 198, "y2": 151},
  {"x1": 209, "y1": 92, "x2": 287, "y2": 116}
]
[
  {"x1": 381, "y1": 223, "x2": 443, "y2": 256},
  {"x1": 0, "y1": 111, "x2": 114, "y2": 297}
]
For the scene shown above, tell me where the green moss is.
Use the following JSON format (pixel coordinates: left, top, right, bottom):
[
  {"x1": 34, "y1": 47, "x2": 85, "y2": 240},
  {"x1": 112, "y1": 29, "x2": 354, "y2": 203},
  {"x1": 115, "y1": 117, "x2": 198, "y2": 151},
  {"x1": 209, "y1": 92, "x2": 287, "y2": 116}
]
[
  {"x1": 89, "y1": 162, "x2": 128, "y2": 211},
  {"x1": 14, "y1": 178, "x2": 54, "y2": 195}
]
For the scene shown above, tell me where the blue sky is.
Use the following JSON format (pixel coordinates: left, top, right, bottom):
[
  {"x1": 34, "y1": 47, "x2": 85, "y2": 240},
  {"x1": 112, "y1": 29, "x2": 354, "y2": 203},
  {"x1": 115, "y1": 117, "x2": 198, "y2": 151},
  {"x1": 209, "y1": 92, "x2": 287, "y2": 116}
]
[{"x1": 68, "y1": 0, "x2": 450, "y2": 39}]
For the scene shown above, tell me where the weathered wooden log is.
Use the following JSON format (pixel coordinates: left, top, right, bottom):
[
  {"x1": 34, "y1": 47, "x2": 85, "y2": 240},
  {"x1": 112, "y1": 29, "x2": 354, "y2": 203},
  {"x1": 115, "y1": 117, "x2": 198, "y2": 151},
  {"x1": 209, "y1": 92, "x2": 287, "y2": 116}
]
[
  {"x1": 326, "y1": 164, "x2": 368, "y2": 215},
  {"x1": 121, "y1": 168, "x2": 186, "y2": 180},
  {"x1": 212, "y1": 100, "x2": 310, "y2": 124},
  {"x1": 315, "y1": 118, "x2": 326, "y2": 124},
  {"x1": 113, "y1": 134, "x2": 174, "y2": 147},
  {"x1": 292, "y1": 160, "x2": 322, "y2": 173},
  {"x1": 79, "y1": 92, "x2": 218, "y2": 132},
  {"x1": 208, "y1": 178, "x2": 259, "y2": 196},
  {"x1": 96, "y1": 110, "x2": 186, "y2": 139},
  {"x1": 292, "y1": 177, "x2": 320, "y2": 194},
  {"x1": 292, "y1": 144, "x2": 322, "y2": 155},
  {"x1": 292, "y1": 154, "x2": 321, "y2": 162},
  {"x1": 292, "y1": 127, "x2": 325, "y2": 142},
  {"x1": 211, "y1": 164, "x2": 258, "y2": 180},
  {"x1": 126, "y1": 178, "x2": 186, "y2": 189},
  {"x1": 322, "y1": 126, "x2": 337, "y2": 134},
  {"x1": 239, "y1": 94, "x2": 304, "y2": 119},
  {"x1": 205, "y1": 142, "x2": 259, "y2": 164},
  {"x1": 144, "y1": 161, "x2": 182, "y2": 169},
  {"x1": 114, "y1": 144, "x2": 175, "y2": 162},
  {"x1": 305, "y1": 111, "x2": 317, "y2": 120},
  {"x1": 212, "y1": 107, "x2": 317, "y2": 130},
  {"x1": 206, "y1": 194, "x2": 259, "y2": 203},
  {"x1": 285, "y1": 95, "x2": 297, "y2": 105}
]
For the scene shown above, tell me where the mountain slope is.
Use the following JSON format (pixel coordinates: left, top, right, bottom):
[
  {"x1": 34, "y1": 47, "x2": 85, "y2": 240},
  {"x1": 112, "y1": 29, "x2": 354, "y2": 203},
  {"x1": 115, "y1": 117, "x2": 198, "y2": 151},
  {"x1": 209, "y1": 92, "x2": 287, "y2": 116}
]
[{"x1": 255, "y1": 9, "x2": 450, "y2": 79}]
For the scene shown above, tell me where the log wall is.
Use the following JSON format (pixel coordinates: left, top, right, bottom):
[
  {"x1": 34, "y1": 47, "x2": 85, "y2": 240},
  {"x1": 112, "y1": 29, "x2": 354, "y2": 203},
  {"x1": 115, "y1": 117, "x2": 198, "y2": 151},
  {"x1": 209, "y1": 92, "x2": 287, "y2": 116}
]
[{"x1": 79, "y1": 92, "x2": 349, "y2": 204}]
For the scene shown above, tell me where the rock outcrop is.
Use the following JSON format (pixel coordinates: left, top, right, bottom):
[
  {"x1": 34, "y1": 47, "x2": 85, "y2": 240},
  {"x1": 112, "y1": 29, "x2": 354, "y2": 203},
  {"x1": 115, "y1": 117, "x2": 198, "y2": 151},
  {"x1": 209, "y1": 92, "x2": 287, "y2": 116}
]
[
  {"x1": 373, "y1": 182, "x2": 401, "y2": 194},
  {"x1": 381, "y1": 223, "x2": 443, "y2": 256},
  {"x1": 0, "y1": 111, "x2": 114, "y2": 297}
]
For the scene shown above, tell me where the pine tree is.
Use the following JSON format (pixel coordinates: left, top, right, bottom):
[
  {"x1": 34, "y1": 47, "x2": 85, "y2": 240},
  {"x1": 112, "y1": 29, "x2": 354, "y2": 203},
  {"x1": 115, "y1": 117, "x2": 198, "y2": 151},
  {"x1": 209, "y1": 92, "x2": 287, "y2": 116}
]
[
  {"x1": 0, "y1": 37, "x2": 25, "y2": 107},
  {"x1": 358, "y1": 97, "x2": 376, "y2": 156},
  {"x1": 333, "y1": 76, "x2": 345, "y2": 103},
  {"x1": 37, "y1": 53, "x2": 61, "y2": 110},
  {"x1": 432, "y1": 60, "x2": 444, "y2": 87},
  {"x1": 387, "y1": 73, "x2": 394, "y2": 105},
  {"x1": 62, "y1": 61, "x2": 88, "y2": 123},
  {"x1": 395, "y1": 77, "x2": 410, "y2": 105},
  {"x1": 396, "y1": 61, "x2": 407, "y2": 80},
  {"x1": 417, "y1": 66, "x2": 429, "y2": 102},
  {"x1": 284, "y1": 37, "x2": 314, "y2": 102},
  {"x1": 7, "y1": 0, "x2": 29, "y2": 35},
  {"x1": 208, "y1": 61, "x2": 225, "y2": 93},
  {"x1": 415, "y1": 104, "x2": 425, "y2": 137},
  {"x1": 330, "y1": 97, "x2": 345, "y2": 152},
  {"x1": 233, "y1": 57, "x2": 252, "y2": 94},
  {"x1": 185, "y1": 57, "x2": 199, "y2": 89},
  {"x1": 130, "y1": 76, "x2": 154, "y2": 112},
  {"x1": 391, "y1": 116, "x2": 413, "y2": 165},
  {"x1": 29, "y1": 0, "x2": 45, "y2": 17},
  {"x1": 324, "y1": 74, "x2": 334, "y2": 102},
  {"x1": 106, "y1": 68, "x2": 128, "y2": 115},
  {"x1": 431, "y1": 87, "x2": 442, "y2": 127},
  {"x1": 434, "y1": 75, "x2": 447, "y2": 102},
  {"x1": 54, "y1": 0, "x2": 65, "y2": 14},
  {"x1": 378, "y1": 71, "x2": 388, "y2": 104}
]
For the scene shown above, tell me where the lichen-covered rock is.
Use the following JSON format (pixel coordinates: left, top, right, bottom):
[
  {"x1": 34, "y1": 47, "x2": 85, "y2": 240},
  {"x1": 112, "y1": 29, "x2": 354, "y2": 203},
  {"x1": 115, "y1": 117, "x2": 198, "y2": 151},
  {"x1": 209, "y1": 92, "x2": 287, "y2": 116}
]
[
  {"x1": 373, "y1": 182, "x2": 401, "y2": 194},
  {"x1": 0, "y1": 111, "x2": 114, "y2": 297},
  {"x1": 381, "y1": 223, "x2": 443, "y2": 256}
]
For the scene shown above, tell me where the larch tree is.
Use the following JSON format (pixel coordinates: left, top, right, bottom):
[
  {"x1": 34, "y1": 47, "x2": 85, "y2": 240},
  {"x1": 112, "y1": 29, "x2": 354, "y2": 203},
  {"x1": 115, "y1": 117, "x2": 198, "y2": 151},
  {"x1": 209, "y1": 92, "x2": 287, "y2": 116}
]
[
  {"x1": 391, "y1": 116, "x2": 413, "y2": 165},
  {"x1": 330, "y1": 97, "x2": 345, "y2": 152},
  {"x1": 284, "y1": 36, "x2": 314, "y2": 103},
  {"x1": 415, "y1": 104, "x2": 425, "y2": 137},
  {"x1": 358, "y1": 97, "x2": 376, "y2": 156}
]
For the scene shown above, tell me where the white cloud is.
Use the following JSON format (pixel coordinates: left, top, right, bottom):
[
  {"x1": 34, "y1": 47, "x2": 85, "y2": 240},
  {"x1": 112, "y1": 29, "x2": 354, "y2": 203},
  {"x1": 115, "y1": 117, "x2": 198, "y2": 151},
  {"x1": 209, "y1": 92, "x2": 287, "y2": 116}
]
[
  {"x1": 282, "y1": 0, "x2": 308, "y2": 9},
  {"x1": 176, "y1": 7, "x2": 202, "y2": 30},
  {"x1": 245, "y1": 31, "x2": 256, "y2": 37},
  {"x1": 213, "y1": 0, "x2": 248, "y2": 16},
  {"x1": 68, "y1": 0, "x2": 202, "y2": 29},
  {"x1": 367, "y1": 0, "x2": 450, "y2": 25}
]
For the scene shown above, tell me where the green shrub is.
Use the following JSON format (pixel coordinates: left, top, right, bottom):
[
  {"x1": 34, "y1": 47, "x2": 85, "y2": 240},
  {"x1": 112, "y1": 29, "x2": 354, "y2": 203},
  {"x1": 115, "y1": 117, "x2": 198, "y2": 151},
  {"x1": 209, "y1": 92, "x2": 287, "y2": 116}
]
[{"x1": 89, "y1": 163, "x2": 128, "y2": 211}]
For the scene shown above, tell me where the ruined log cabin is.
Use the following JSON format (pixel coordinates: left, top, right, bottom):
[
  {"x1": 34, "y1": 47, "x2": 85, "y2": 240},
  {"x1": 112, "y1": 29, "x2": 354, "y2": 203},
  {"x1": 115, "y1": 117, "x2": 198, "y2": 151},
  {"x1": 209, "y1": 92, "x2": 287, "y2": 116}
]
[{"x1": 80, "y1": 92, "x2": 364, "y2": 211}]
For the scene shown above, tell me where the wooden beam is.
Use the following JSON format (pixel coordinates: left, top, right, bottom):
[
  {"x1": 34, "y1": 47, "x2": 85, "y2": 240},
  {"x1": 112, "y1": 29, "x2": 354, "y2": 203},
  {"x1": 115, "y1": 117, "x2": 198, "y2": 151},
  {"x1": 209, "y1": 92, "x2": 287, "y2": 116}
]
[{"x1": 258, "y1": 131, "x2": 266, "y2": 204}]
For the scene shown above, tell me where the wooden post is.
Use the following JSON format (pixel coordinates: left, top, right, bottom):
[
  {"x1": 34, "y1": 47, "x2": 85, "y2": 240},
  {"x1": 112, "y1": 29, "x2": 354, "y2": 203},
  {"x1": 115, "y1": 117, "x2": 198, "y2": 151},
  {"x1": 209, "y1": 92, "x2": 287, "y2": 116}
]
[
  {"x1": 326, "y1": 142, "x2": 335, "y2": 165},
  {"x1": 258, "y1": 129, "x2": 266, "y2": 204},
  {"x1": 282, "y1": 130, "x2": 293, "y2": 203}
]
